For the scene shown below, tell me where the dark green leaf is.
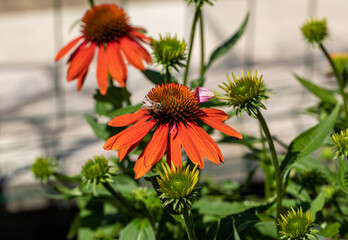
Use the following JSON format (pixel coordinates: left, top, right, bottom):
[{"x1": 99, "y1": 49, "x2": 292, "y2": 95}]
[
  {"x1": 84, "y1": 114, "x2": 110, "y2": 140},
  {"x1": 318, "y1": 222, "x2": 341, "y2": 238},
  {"x1": 295, "y1": 74, "x2": 337, "y2": 104},
  {"x1": 280, "y1": 104, "x2": 339, "y2": 174},
  {"x1": 309, "y1": 190, "x2": 326, "y2": 221},
  {"x1": 205, "y1": 13, "x2": 249, "y2": 70},
  {"x1": 142, "y1": 69, "x2": 165, "y2": 85},
  {"x1": 119, "y1": 218, "x2": 155, "y2": 240},
  {"x1": 337, "y1": 157, "x2": 348, "y2": 194}
]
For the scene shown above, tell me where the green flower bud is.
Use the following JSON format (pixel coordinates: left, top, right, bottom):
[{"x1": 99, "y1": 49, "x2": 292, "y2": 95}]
[
  {"x1": 299, "y1": 169, "x2": 327, "y2": 192},
  {"x1": 31, "y1": 156, "x2": 58, "y2": 183},
  {"x1": 332, "y1": 129, "x2": 348, "y2": 158},
  {"x1": 81, "y1": 155, "x2": 117, "y2": 193},
  {"x1": 300, "y1": 17, "x2": 328, "y2": 45},
  {"x1": 218, "y1": 70, "x2": 268, "y2": 118},
  {"x1": 152, "y1": 34, "x2": 186, "y2": 73},
  {"x1": 278, "y1": 207, "x2": 317, "y2": 240},
  {"x1": 156, "y1": 162, "x2": 199, "y2": 213}
]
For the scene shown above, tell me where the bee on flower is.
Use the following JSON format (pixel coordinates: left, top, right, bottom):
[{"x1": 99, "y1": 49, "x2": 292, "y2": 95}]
[{"x1": 104, "y1": 83, "x2": 242, "y2": 178}]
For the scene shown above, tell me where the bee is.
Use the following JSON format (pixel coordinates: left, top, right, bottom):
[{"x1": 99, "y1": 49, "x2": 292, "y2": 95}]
[{"x1": 152, "y1": 102, "x2": 163, "y2": 114}]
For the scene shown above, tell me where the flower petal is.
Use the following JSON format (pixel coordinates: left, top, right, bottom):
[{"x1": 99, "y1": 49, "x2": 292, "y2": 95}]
[
  {"x1": 134, "y1": 153, "x2": 152, "y2": 179},
  {"x1": 119, "y1": 37, "x2": 145, "y2": 70},
  {"x1": 76, "y1": 67, "x2": 88, "y2": 91},
  {"x1": 194, "y1": 87, "x2": 214, "y2": 103},
  {"x1": 118, "y1": 139, "x2": 142, "y2": 162},
  {"x1": 108, "y1": 109, "x2": 147, "y2": 127},
  {"x1": 201, "y1": 116, "x2": 242, "y2": 139},
  {"x1": 97, "y1": 45, "x2": 109, "y2": 95},
  {"x1": 130, "y1": 29, "x2": 151, "y2": 43},
  {"x1": 128, "y1": 37, "x2": 152, "y2": 64},
  {"x1": 200, "y1": 108, "x2": 229, "y2": 122},
  {"x1": 55, "y1": 36, "x2": 83, "y2": 61},
  {"x1": 167, "y1": 126, "x2": 182, "y2": 167},
  {"x1": 106, "y1": 41, "x2": 127, "y2": 87},
  {"x1": 67, "y1": 42, "x2": 96, "y2": 81},
  {"x1": 104, "y1": 116, "x2": 155, "y2": 151},
  {"x1": 178, "y1": 123, "x2": 204, "y2": 168}
]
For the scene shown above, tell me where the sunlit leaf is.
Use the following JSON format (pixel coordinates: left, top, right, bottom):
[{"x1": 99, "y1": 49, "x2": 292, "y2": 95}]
[{"x1": 119, "y1": 218, "x2": 155, "y2": 240}]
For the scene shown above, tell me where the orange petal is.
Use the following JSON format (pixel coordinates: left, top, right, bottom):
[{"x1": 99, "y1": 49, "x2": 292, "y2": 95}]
[
  {"x1": 96, "y1": 45, "x2": 108, "y2": 95},
  {"x1": 118, "y1": 139, "x2": 142, "y2": 162},
  {"x1": 189, "y1": 122, "x2": 224, "y2": 163},
  {"x1": 119, "y1": 37, "x2": 145, "y2": 70},
  {"x1": 128, "y1": 36, "x2": 152, "y2": 64},
  {"x1": 104, "y1": 117, "x2": 155, "y2": 151},
  {"x1": 200, "y1": 108, "x2": 229, "y2": 122},
  {"x1": 134, "y1": 154, "x2": 152, "y2": 179},
  {"x1": 178, "y1": 123, "x2": 204, "y2": 168},
  {"x1": 108, "y1": 109, "x2": 147, "y2": 127},
  {"x1": 167, "y1": 126, "x2": 182, "y2": 167},
  {"x1": 76, "y1": 67, "x2": 88, "y2": 91},
  {"x1": 55, "y1": 36, "x2": 83, "y2": 61},
  {"x1": 106, "y1": 41, "x2": 127, "y2": 87},
  {"x1": 201, "y1": 116, "x2": 242, "y2": 139},
  {"x1": 130, "y1": 29, "x2": 151, "y2": 43},
  {"x1": 67, "y1": 42, "x2": 96, "y2": 81}
]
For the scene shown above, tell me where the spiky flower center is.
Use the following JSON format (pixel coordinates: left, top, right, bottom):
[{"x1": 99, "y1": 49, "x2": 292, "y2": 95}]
[
  {"x1": 82, "y1": 4, "x2": 130, "y2": 44},
  {"x1": 143, "y1": 83, "x2": 199, "y2": 124}
]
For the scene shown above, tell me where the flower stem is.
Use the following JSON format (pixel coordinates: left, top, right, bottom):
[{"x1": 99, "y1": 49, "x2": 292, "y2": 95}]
[
  {"x1": 199, "y1": 11, "x2": 205, "y2": 78},
  {"x1": 254, "y1": 108, "x2": 282, "y2": 238},
  {"x1": 88, "y1": 0, "x2": 95, "y2": 8},
  {"x1": 319, "y1": 43, "x2": 348, "y2": 122},
  {"x1": 182, "y1": 205, "x2": 197, "y2": 240},
  {"x1": 259, "y1": 124, "x2": 272, "y2": 199},
  {"x1": 103, "y1": 182, "x2": 140, "y2": 218},
  {"x1": 165, "y1": 66, "x2": 171, "y2": 83},
  {"x1": 183, "y1": 7, "x2": 201, "y2": 86}
]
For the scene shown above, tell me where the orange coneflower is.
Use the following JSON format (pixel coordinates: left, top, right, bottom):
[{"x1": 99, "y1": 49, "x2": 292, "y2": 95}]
[
  {"x1": 55, "y1": 4, "x2": 152, "y2": 95},
  {"x1": 104, "y1": 83, "x2": 242, "y2": 178}
]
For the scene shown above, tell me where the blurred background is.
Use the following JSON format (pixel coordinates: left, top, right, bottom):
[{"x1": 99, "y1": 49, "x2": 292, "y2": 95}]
[{"x1": 0, "y1": 0, "x2": 347, "y2": 239}]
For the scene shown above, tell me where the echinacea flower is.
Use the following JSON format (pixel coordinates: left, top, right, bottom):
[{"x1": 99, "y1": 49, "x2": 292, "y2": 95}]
[
  {"x1": 55, "y1": 4, "x2": 152, "y2": 95},
  {"x1": 104, "y1": 83, "x2": 242, "y2": 178}
]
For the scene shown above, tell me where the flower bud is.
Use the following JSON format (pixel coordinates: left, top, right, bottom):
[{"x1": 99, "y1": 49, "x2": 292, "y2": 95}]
[
  {"x1": 300, "y1": 17, "x2": 328, "y2": 45},
  {"x1": 31, "y1": 156, "x2": 58, "y2": 183},
  {"x1": 332, "y1": 129, "x2": 348, "y2": 158}
]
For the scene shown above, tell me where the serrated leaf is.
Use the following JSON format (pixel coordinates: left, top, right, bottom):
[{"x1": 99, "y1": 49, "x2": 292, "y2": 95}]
[
  {"x1": 119, "y1": 218, "x2": 155, "y2": 240},
  {"x1": 280, "y1": 104, "x2": 339, "y2": 174},
  {"x1": 309, "y1": 190, "x2": 326, "y2": 221},
  {"x1": 318, "y1": 222, "x2": 341, "y2": 238},
  {"x1": 205, "y1": 13, "x2": 249, "y2": 70},
  {"x1": 295, "y1": 74, "x2": 337, "y2": 104},
  {"x1": 337, "y1": 157, "x2": 348, "y2": 194}
]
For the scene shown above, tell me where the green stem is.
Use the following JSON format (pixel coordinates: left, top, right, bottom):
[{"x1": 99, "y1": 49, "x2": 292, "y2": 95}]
[
  {"x1": 121, "y1": 87, "x2": 131, "y2": 106},
  {"x1": 182, "y1": 205, "x2": 197, "y2": 240},
  {"x1": 254, "y1": 108, "x2": 282, "y2": 239},
  {"x1": 88, "y1": 0, "x2": 95, "y2": 8},
  {"x1": 319, "y1": 43, "x2": 348, "y2": 122},
  {"x1": 165, "y1": 66, "x2": 171, "y2": 83},
  {"x1": 199, "y1": 11, "x2": 205, "y2": 78},
  {"x1": 103, "y1": 182, "x2": 140, "y2": 218},
  {"x1": 183, "y1": 7, "x2": 201, "y2": 86},
  {"x1": 259, "y1": 124, "x2": 271, "y2": 199}
]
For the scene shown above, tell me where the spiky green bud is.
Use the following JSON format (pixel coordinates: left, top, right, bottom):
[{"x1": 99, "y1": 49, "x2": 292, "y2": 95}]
[
  {"x1": 156, "y1": 162, "x2": 199, "y2": 213},
  {"x1": 278, "y1": 207, "x2": 317, "y2": 240},
  {"x1": 81, "y1": 155, "x2": 117, "y2": 193},
  {"x1": 31, "y1": 156, "x2": 58, "y2": 183},
  {"x1": 300, "y1": 17, "x2": 328, "y2": 45},
  {"x1": 332, "y1": 129, "x2": 348, "y2": 158},
  {"x1": 152, "y1": 34, "x2": 186, "y2": 73},
  {"x1": 218, "y1": 70, "x2": 268, "y2": 118}
]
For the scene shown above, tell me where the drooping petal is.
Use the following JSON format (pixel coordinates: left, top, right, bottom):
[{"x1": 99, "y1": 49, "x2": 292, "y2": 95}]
[
  {"x1": 119, "y1": 37, "x2": 145, "y2": 70},
  {"x1": 201, "y1": 116, "x2": 242, "y2": 139},
  {"x1": 67, "y1": 42, "x2": 96, "y2": 81},
  {"x1": 106, "y1": 41, "x2": 127, "y2": 87},
  {"x1": 128, "y1": 37, "x2": 152, "y2": 64},
  {"x1": 194, "y1": 87, "x2": 214, "y2": 103},
  {"x1": 167, "y1": 126, "x2": 182, "y2": 167},
  {"x1": 186, "y1": 122, "x2": 221, "y2": 164},
  {"x1": 76, "y1": 67, "x2": 88, "y2": 91},
  {"x1": 178, "y1": 123, "x2": 204, "y2": 168},
  {"x1": 118, "y1": 139, "x2": 142, "y2": 162},
  {"x1": 104, "y1": 116, "x2": 155, "y2": 150},
  {"x1": 130, "y1": 29, "x2": 151, "y2": 43},
  {"x1": 96, "y1": 45, "x2": 109, "y2": 95},
  {"x1": 189, "y1": 122, "x2": 224, "y2": 163},
  {"x1": 108, "y1": 109, "x2": 147, "y2": 127},
  {"x1": 134, "y1": 153, "x2": 152, "y2": 179},
  {"x1": 55, "y1": 36, "x2": 83, "y2": 61},
  {"x1": 200, "y1": 108, "x2": 229, "y2": 122}
]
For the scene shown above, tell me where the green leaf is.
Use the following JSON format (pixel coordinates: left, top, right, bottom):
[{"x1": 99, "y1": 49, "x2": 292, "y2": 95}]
[
  {"x1": 309, "y1": 190, "x2": 326, "y2": 221},
  {"x1": 105, "y1": 103, "x2": 142, "y2": 118},
  {"x1": 142, "y1": 69, "x2": 165, "y2": 85},
  {"x1": 84, "y1": 114, "x2": 110, "y2": 140},
  {"x1": 280, "y1": 104, "x2": 339, "y2": 174},
  {"x1": 295, "y1": 74, "x2": 337, "y2": 104},
  {"x1": 318, "y1": 222, "x2": 341, "y2": 238},
  {"x1": 119, "y1": 218, "x2": 155, "y2": 240},
  {"x1": 53, "y1": 185, "x2": 83, "y2": 199},
  {"x1": 337, "y1": 157, "x2": 348, "y2": 193},
  {"x1": 205, "y1": 13, "x2": 249, "y2": 70}
]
